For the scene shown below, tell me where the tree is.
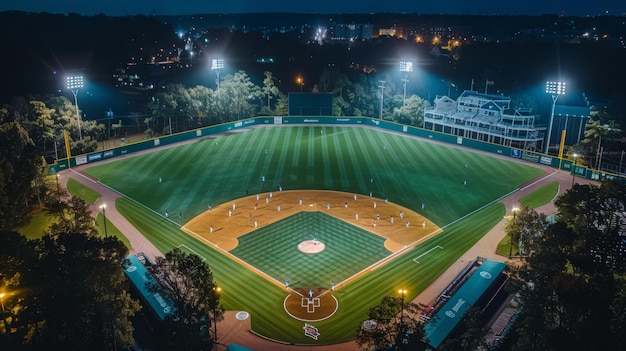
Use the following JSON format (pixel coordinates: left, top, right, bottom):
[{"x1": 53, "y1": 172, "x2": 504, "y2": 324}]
[
  {"x1": 581, "y1": 117, "x2": 609, "y2": 169},
  {"x1": 0, "y1": 121, "x2": 45, "y2": 230},
  {"x1": 146, "y1": 248, "x2": 223, "y2": 350},
  {"x1": 355, "y1": 295, "x2": 427, "y2": 351},
  {"x1": 508, "y1": 181, "x2": 626, "y2": 350},
  {"x1": 262, "y1": 71, "x2": 280, "y2": 112},
  {"x1": 391, "y1": 95, "x2": 429, "y2": 126},
  {"x1": 0, "y1": 231, "x2": 140, "y2": 350},
  {"x1": 505, "y1": 208, "x2": 548, "y2": 257},
  {"x1": 47, "y1": 197, "x2": 99, "y2": 236}
]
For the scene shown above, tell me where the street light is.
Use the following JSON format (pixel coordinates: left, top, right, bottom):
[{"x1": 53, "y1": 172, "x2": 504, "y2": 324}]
[
  {"x1": 398, "y1": 289, "x2": 407, "y2": 331},
  {"x1": 66, "y1": 75, "x2": 84, "y2": 140},
  {"x1": 509, "y1": 206, "x2": 519, "y2": 258},
  {"x1": 0, "y1": 292, "x2": 10, "y2": 344},
  {"x1": 56, "y1": 173, "x2": 60, "y2": 202},
  {"x1": 296, "y1": 76, "x2": 304, "y2": 92},
  {"x1": 399, "y1": 61, "x2": 413, "y2": 105},
  {"x1": 100, "y1": 204, "x2": 108, "y2": 237},
  {"x1": 213, "y1": 287, "x2": 221, "y2": 343},
  {"x1": 572, "y1": 153, "x2": 578, "y2": 188},
  {"x1": 545, "y1": 81, "x2": 566, "y2": 154},
  {"x1": 211, "y1": 59, "x2": 224, "y2": 90}
]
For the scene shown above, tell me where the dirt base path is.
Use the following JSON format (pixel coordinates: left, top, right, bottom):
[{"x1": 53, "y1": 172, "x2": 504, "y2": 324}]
[{"x1": 183, "y1": 190, "x2": 440, "y2": 253}]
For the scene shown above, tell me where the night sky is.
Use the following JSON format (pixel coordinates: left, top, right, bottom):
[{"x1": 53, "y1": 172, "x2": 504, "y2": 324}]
[{"x1": 0, "y1": 0, "x2": 623, "y2": 17}]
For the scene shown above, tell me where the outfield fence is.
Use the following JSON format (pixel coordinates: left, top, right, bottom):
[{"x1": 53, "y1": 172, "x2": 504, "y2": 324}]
[{"x1": 48, "y1": 115, "x2": 622, "y2": 183}]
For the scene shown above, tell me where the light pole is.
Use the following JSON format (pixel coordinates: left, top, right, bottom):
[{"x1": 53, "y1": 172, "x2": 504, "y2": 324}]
[
  {"x1": 0, "y1": 292, "x2": 10, "y2": 345},
  {"x1": 399, "y1": 61, "x2": 413, "y2": 105},
  {"x1": 545, "y1": 81, "x2": 566, "y2": 154},
  {"x1": 100, "y1": 204, "x2": 108, "y2": 237},
  {"x1": 398, "y1": 289, "x2": 407, "y2": 332},
  {"x1": 572, "y1": 153, "x2": 578, "y2": 188},
  {"x1": 66, "y1": 75, "x2": 84, "y2": 140},
  {"x1": 509, "y1": 206, "x2": 519, "y2": 258},
  {"x1": 211, "y1": 59, "x2": 224, "y2": 90},
  {"x1": 378, "y1": 80, "x2": 385, "y2": 120},
  {"x1": 296, "y1": 76, "x2": 304, "y2": 92},
  {"x1": 56, "y1": 173, "x2": 60, "y2": 202},
  {"x1": 213, "y1": 287, "x2": 221, "y2": 344}
]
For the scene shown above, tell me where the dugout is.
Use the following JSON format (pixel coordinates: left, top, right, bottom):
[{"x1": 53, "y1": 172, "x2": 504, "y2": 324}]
[
  {"x1": 124, "y1": 254, "x2": 174, "y2": 321},
  {"x1": 288, "y1": 92, "x2": 333, "y2": 116},
  {"x1": 423, "y1": 259, "x2": 507, "y2": 349}
]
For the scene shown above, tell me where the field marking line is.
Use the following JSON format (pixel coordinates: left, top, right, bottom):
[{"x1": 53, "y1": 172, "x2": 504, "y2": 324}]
[
  {"x1": 181, "y1": 226, "x2": 288, "y2": 289},
  {"x1": 176, "y1": 244, "x2": 207, "y2": 262},
  {"x1": 69, "y1": 168, "x2": 186, "y2": 227},
  {"x1": 412, "y1": 245, "x2": 443, "y2": 263}
]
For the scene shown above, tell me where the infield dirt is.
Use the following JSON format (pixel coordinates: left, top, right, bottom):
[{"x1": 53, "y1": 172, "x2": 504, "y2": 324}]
[{"x1": 182, "y1": 190, "x2": 441, "y2": 252}]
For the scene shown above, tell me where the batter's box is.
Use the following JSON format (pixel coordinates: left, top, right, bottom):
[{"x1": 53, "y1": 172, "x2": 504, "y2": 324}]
[{"x1": 301, "y1": 298, "x2": 321, "y2": 313}]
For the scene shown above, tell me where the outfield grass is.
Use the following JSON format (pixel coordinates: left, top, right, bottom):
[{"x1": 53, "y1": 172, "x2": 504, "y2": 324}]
[
  {"x1": 519, "y1": 181, "x2": 559, "y2": 209},
  {"x1": 66, "y1": 178, "x2": 101, "y2": 204},
  {"x1": 84, "y1": 126, "x2": 543, "y2": 344}
]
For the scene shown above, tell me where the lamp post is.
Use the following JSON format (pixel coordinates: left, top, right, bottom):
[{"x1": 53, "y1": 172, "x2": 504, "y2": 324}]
[
  {"x1": 296, "y1": 76, "x2": 304, "y2": 92},
  {"x1": 66, "y1": 75, "x2": 84, "y2": 140},
  {"x1": 378, "y1": 80, "x2": 385, "y2": 120},
  {"x1": 0, "y1": 292, "x2": 9, "y2": 345},
  {"x1": 399, "y1": 61, "x2": 413, "y2": 105},
  {"x1": 572, "y1": 153, "x2": 578, "y2": 188},
  {"x1": 545, "y1": 81, "x2": 566, "y2": 154},
  {"x1": 509, "y1": 206, "x2": 519, "y2": 258},
  {"x1": 211, "y1": 59, "x2": 224, "y2": 90},
  {"x1": 213, "y1": 287, "x2": 221, "y2": 344},
  {"x1": 100, "y1": 204, "x2": 108, "y2": 237},
  {"x1": 398, "y1": 289, "x2": 407, "y2": 332},
  {"x1": 56, "y1": 173, "x2": 61, "y2": 202}
]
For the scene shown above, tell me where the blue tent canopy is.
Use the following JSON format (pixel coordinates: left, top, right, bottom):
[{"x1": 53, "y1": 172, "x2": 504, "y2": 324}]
[{"x1": 424, "y1": 259, "x2": 506, "y2": 348}]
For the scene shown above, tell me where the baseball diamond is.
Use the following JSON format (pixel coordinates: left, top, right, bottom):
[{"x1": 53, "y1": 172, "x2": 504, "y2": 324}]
[{"x1": 83, "y1": 125, "x2": 545, "y2": 344}]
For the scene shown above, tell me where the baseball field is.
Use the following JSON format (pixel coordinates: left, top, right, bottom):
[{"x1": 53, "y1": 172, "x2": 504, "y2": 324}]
[{"x1": 83, "y1": 125, "x2": 544, "y2": 344}]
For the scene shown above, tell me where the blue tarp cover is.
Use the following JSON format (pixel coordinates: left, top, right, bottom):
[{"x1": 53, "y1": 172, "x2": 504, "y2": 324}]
[{"x1": 424, "y1": 259, "x2": 506, "y2": 348}]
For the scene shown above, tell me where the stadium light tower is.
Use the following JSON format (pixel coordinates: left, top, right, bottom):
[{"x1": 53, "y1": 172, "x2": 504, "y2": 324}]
[
  {"x1": 545, "y1": 81, "x2": 566, "y2": 154},
  {"x1": 66, "y1": 75, "x2": 84, "y2": 140},
  {"x1": 399, "y1": 60, "x2": 413, "y2": 105},
  {"x1": 211, "y1": 58, "x2": 224, "y2": 90}
]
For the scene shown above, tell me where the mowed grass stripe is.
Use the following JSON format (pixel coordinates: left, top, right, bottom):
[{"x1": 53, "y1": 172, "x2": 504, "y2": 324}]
[
  {"x1": 230, "y1": 211, "x2": 390, "y2": 288},
  {"x1": 330, "y1": 127, "x2": 351, "y2": 188},
  {"x1": 342, "y1": 129, "x2": 368, "y2": 195},
  {"x1": 320, "y1": 128, "x2": 334, "y2": 187}
]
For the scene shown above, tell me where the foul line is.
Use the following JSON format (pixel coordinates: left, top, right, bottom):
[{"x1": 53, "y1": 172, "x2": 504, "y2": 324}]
[
  {"x1": 177, "y1": 244, "x2": 207, "y2": 262},
  {"x1": 412, "y1": 245, "x2": 443, "y2": 263}
]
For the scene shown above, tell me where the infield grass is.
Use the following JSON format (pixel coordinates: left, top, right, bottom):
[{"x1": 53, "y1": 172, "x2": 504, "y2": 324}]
[
  {"x1": 84, "y1": 125, "x2": 543, "y2": 344},
  {"x1": 231, "y1": 211, "x2": 391, "y2": 289}
]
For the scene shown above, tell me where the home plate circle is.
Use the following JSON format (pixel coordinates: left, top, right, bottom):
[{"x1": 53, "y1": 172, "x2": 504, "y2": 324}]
[{"x1": 298, "y1": 240, "x2": 325, "y2": 253}]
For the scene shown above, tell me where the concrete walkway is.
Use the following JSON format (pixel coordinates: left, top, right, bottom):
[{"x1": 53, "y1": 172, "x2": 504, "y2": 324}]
[{"x1": 58, "y1": 139, "x2": 596, "y2": 351}]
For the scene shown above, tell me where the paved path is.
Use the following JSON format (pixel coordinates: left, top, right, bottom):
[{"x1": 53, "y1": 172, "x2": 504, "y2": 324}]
[{"x1": 58, "y1": 131, "x2": 596, "y2": 351}]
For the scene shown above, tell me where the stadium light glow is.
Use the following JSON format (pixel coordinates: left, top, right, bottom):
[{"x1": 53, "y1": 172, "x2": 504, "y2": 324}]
[
  {"x1": 66, "y1": 75, "x2": 84, "y2": 140},
  {"x1": 544, "y1": 81, "x2": 566, "y2": 154},
  {"x1": 211, "y1": 59, "x2": 224, "y2": 90},
  {"x1": 400, "y1": 61, "x2": 414, "y2": 105}
]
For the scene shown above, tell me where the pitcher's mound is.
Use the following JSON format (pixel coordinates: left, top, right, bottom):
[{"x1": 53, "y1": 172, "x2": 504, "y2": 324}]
[{"x1": 298, "y1": 240, "x2": 325, "y2": 253}]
